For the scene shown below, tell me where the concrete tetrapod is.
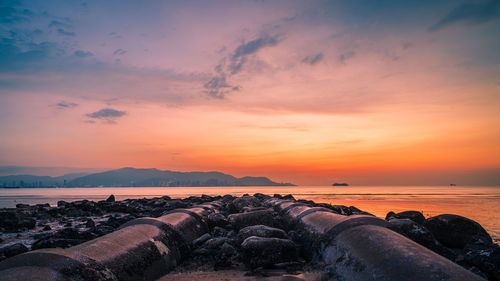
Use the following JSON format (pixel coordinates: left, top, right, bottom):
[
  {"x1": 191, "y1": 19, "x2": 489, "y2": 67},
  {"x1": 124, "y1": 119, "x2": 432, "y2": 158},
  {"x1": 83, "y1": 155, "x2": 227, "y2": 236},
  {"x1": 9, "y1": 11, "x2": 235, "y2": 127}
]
[
  {"x1": 265, "y1": 198, "x2": 485, "y2": 281},
  {"x1": 0, "y1": 201, "x2": 221, "y2": 281}
]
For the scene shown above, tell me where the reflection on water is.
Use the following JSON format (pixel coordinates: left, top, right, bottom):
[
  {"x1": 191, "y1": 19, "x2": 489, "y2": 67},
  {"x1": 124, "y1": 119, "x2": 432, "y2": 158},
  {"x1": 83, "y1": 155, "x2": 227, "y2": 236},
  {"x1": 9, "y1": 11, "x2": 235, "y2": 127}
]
[{"x1": 1, "y1": 186, "x2": 499, "y2": 240}]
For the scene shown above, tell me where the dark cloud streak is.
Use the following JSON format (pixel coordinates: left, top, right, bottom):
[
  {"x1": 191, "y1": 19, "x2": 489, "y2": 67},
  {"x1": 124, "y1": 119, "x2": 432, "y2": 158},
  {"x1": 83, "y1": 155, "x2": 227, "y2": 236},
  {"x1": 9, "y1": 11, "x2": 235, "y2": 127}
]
[
  {"x1": 428, "y1": 0, "x2": 500, "y2": 32},
  {"x1": 56, "y1": 101, "x2": 78, "y2": 109},
  {"x1": 85, "y1": 108, "x2": 126, "y2": 124},
  {"x1": 204, "y1": 34, "x2": 282, "y2": 99},
  {"x1": 302, "y1": 53, "x2": 324, "y2": 65}
]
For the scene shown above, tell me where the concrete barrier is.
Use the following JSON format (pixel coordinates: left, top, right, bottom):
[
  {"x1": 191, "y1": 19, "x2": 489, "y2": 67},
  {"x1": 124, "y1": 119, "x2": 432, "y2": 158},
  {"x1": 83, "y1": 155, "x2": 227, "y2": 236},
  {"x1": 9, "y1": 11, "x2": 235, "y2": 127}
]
[
  {"x1": 264, "y1": 198, "x2": 485, "y2": 281},
  {"x1": 0, "y1": 202, "x2": 221, "y2": 281}
]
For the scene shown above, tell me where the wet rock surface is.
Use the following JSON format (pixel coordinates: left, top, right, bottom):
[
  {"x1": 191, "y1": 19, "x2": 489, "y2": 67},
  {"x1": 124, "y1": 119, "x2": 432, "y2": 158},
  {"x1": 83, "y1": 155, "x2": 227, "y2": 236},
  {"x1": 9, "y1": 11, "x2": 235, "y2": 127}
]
[
  {"x1": 0, "y1": 194, "x2": 498, "y2": 280},
  {"x1": 385, "y1": 211, "x2": 499, "y2": 280}
]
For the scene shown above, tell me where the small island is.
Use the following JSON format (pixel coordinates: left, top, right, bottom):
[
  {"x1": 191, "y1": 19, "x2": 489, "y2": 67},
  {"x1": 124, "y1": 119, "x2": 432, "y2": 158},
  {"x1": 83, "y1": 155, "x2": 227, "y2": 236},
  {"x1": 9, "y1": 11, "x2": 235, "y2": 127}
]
[{"x1": 332, "y1": 182, "x2": 349, "y2": 186}]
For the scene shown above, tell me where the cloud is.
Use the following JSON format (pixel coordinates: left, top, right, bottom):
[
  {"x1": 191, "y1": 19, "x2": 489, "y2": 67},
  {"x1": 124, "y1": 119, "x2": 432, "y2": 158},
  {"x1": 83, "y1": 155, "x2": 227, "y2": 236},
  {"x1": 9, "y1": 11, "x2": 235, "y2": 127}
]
[
  {"x1": 74, "y1": 50, "x2": 93, "y2": 58},
  {"x1": 203, "y1": 34, "x2": 282, "y2": 99},
  {"x1": 113, "y1": 48, "x2": 127, "y2": 55},
  {"x1": 203, "y1": 76, "x2": 240, "y2": 99},
  {"x1": 48, "y1": 20, "x2": 71, "y2": 29},
  {"x1": 428, "y1": 0, "x2": 500, "y2": 32},
  {"x1": 229, "y1": 35, "x2": 281, "y2": 74},
  {"x1": 338, "y1": 50, "x2": 355, "y2": 63},
  {"x1": 56, "y1": 101, "x2": 79, "y2": 109},
  {"x1": 85, "y1": 108, "x2": 126, "y2": 124},
  {"x1": 0, "y1": 6, "x2": 33, "y2": 24},
  {"x1": 302, "y1": 53, "x2": 324, "y2": 65},
  {"x1": 57, "y1": 28, "x2": 75, "y2": 36}
]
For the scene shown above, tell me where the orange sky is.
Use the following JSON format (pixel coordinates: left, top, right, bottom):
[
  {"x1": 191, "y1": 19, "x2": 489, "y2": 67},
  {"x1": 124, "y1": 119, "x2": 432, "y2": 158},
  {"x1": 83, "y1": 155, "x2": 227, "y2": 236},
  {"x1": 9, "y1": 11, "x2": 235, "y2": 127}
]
[{"x1": 1, "y1": 1, "x2": 499, "y2": 185}]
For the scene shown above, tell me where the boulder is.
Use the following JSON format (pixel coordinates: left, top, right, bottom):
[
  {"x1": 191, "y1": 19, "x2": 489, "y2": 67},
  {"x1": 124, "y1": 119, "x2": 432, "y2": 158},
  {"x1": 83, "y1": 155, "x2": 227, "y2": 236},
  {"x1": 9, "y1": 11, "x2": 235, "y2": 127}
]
[
  {"x1": 202, "y1": 237, "x2": 230, "y2": 249},
  {"x1": 425, "y1": 214, "x2": 492, "y2": 248},
  {"x1": 207, "y1": 213, "x2": 227, "y2": 228},
  {"x1": 387, "y1": 218, "x2": 455, "y2": 260},
  {"x1": 0, "y1": 210, "x2": 36, "y2": 231},
  {"x1": 230, "y1": 196, "x2": 261, "y2": 212},
  {"x1": 241, "y1": 236, "x2": 298, "y2": 268},
  {"x1": 230, "y1": 195, "x2": 261, "y2": 212},
  {"x1": 85, "y1": 219, "x2": 95, "y2": 228},
  {"x1": 106, "y1": 194, "x2": 115, "y2": 202},
  {"x1": 192, "y1": 233, "x2": 211, "y2": 247},
  {"x1": 228, "y1": 209, "x2": 278, "y2": 230},
  {"x1": 462, "y1": 241, "x2": 500, "y2": 281},
  {"x1": 211, "y1": 226, "x2": 228, "y2": 237},
  {"x1": 0, "y1": 243, "x2": 29, "y2": 259},
  {"x1": 238, "y1": 225, "x2": 287, "y2": 242},
  {"x1": 57, "y1": 200, "x2": 68, "y2": 207},
  {"x1": 386, "y1": 211, "x2": 426, "y2": 225}
]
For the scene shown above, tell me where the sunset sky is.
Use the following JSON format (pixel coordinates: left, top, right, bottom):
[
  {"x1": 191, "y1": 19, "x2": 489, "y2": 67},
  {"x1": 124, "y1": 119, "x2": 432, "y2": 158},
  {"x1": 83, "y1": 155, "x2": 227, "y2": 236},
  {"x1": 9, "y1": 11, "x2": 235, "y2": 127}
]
[{"x1": 1, "y1": 0, "x2": 499, "y2": 185}]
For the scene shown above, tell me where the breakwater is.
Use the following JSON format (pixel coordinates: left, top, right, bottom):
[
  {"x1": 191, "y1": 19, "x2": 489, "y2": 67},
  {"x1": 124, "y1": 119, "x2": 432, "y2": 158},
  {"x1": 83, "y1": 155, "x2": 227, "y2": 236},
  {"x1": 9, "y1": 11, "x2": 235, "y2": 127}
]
[{"x1": 0, "y1": 194, "x2": 498, "y2": 280}]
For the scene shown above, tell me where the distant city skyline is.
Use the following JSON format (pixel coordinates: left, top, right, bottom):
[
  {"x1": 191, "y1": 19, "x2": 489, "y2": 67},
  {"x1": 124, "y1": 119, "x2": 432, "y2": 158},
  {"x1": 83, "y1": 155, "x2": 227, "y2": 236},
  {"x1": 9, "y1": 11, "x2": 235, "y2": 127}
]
[{"x1": 1, "y1": 1, "x2": 499, "y2": 185}]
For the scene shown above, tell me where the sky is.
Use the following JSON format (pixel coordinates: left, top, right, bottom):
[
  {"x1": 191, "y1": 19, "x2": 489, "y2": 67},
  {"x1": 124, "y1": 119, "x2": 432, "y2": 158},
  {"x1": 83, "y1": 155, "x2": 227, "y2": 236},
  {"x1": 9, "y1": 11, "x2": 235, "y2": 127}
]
[{"x1": 1, "y1": 0, "x2": 499, "y2": 185}]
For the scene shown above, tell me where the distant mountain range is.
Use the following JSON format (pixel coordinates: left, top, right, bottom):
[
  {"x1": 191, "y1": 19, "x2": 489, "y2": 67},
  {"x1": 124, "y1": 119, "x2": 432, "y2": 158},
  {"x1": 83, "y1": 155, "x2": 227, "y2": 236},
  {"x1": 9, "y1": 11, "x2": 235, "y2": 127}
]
[{"x1": 0, "y1": 167, "x2": 294, "y2": 187}]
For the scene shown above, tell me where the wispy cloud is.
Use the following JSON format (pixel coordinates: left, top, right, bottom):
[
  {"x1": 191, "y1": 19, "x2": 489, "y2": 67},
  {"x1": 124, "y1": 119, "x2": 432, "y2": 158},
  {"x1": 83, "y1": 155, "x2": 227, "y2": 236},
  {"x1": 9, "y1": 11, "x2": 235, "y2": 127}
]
[
  {"x1": 55, "y1": 101, "x2": 79, "y2": 109},
  {"x1": 57, "y1": 28, "x2": 75, "y2": 36},
  {"x1": 85, "y1": 108, "x2": 126, "y2": 124},
  {"x1": 338, "y1": 50, "x2": 355, "y2": 63},
  {"x1": 74, "y1": 50, "x2": 93, "y2": 58},
  {"x1": 428, "y1": 0, "x2": 500, "y2": 32},
  {"x1": 113, "y1": 48, "x2": 127, "y2": 55},
  {"x1": 204, "y1": 34, "x2": 282, "y2": 99},
  {"x1": 228, "y1": 35, "x2": 281, "y2": 75},
  {"x1": 302, "y1": 53, "x2": 324, "y2": 65}
]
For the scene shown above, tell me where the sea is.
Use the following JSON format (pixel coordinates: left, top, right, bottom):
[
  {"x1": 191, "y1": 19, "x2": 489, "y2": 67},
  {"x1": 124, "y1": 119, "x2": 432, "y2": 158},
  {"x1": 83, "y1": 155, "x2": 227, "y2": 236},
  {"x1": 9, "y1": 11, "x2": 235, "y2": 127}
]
[{"x1": 1, "y1": 185, "x2": 499, "y2": 242}]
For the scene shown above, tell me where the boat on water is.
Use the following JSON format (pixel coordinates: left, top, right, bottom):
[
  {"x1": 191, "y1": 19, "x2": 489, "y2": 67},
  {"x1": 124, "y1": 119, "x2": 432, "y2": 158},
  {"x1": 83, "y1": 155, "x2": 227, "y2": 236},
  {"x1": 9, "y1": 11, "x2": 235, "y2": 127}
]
[
  {"x1": 332, "y1": 182, "x2": 349, "y2": 186},
  {"x1": 450, "y1": 183, "x2": 456, "y2": 187}
]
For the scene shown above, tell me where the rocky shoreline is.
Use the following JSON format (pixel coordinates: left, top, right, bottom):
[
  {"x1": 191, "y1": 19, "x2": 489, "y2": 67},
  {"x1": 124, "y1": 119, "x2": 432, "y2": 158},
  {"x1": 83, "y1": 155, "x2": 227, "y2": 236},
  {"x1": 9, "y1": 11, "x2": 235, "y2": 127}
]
[{"x1": 0, "y1": 194, "x2": 499, "y2": 280}]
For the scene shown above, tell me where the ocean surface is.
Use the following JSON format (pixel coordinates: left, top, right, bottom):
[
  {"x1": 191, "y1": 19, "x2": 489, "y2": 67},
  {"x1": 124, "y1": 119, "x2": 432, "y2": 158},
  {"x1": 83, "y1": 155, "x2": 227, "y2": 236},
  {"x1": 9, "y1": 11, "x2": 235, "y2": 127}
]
[{"x1": 1, "y1": 186, "x2": 499, "y2": 242}]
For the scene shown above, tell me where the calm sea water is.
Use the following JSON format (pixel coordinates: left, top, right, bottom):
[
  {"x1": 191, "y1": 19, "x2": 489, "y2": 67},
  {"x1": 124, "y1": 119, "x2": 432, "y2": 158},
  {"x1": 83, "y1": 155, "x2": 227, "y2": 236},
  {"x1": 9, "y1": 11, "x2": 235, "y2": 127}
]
[{"x1": 1, "y1": 186, "x2": 499, "y2": 241}]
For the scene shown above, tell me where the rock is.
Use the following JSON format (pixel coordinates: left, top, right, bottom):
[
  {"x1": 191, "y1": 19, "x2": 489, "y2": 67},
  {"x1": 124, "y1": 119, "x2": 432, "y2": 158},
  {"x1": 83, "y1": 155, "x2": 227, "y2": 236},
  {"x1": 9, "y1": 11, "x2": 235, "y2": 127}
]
[
  {"x1": 15, "y1": 203, "x2": 29, "y2": 208},
  {"x1": 85, "y1": 219, "x2": 95, "y2": 228},
  {"x1": 0, "y1": 243, "x2": 29, "y2": 258},
  {"x1": 211, "y1": 226, "x2": 228, "y2": 237},
  {"x1": 207, "y1": 213, "x2": 227, "y2": 228},
  {"x1": 0, "y1": 210, "x2": 36, "y2": 231},
  {"x1": 241, "y1": 236, "x2": 298, "y2": 268},
  {"x1": 282, "y1": 194, "x2": 295, "y2": 200},
  {"x1": 228, "y1": 209, "x2": 279, "y2": 230},
  {"x1": 425, "y1": 214, "x2": 492, "y2": 248},
  {"x1": 202, "y1": 237, "x2": 230, "y2": 249},
  {"x1": 230, "y1": 196, "x2": 261, "y2": 212},
  {"x1": 106, "y1": 194, "x2": 115, "y2": 202},
  {"x1": 253, "y1": 193, "x2": 270, "y2": 200},
  {"x1": 42, "y1": 225, "x2": 52, "y2": 231},
  {"x1": 192, "y1": 233, "x2": 211, "y2": 247},
  {"x1": 386, "y1": 211, "x2": 426, "y2": 225},
  {"x1": 387, "y1": 218, "x2": 455, "y2": 260},
  {"x1": 57, "y1": 200, "x2": 68, "y2": 207},
  {"x1": 215, "y1": 242, "x2": 237, "y2": 268},
  {"x1": 464, "y1": 243, "x2": 500, "y2": 281},
  {"x1": 238, "y1": 225, "x2": 287, "y2": 242},
  {"x1": 273, "y1": 194, "x2": 283, "y2": 199}
]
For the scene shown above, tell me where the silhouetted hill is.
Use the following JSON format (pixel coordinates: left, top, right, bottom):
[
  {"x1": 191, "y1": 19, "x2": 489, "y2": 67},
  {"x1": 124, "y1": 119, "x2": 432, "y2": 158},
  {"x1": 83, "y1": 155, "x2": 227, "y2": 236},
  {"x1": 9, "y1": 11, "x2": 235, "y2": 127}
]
[
  {"x1": 67, "y1": 167, "x2": 294, "y2": 187},
  {"x1": 0, "y1": 168, "x2": 294, "y2": 187}
]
